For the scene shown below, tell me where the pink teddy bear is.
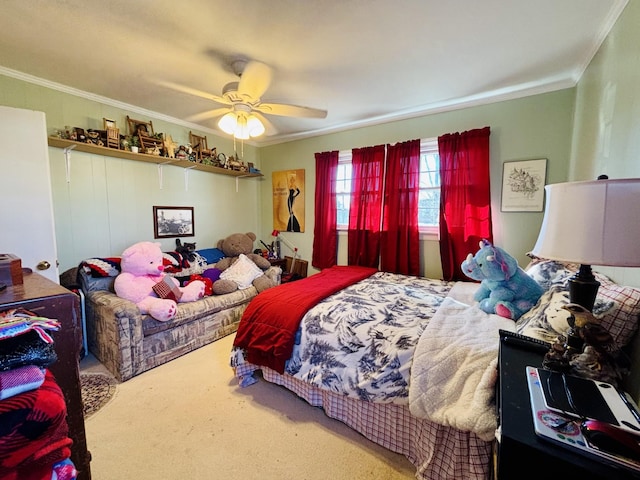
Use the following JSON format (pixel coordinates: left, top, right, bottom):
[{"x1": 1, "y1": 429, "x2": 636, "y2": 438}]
[{"x1": 114, "y1": 241, "x2": 205, "y2": 321}]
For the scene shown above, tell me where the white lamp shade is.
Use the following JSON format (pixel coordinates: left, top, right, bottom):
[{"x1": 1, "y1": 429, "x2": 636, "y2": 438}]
[
  {"x1": 247, "y1": 114, "x2": 265, "y2": 137},
  {"x1": 532, "y1": 178, "x2": 640, "y2": 267},
  {"x1": 234, "y1": 114, "x2": 249, "y2": 140},
  {"x1": 217, "y1": 111, "x2": 265, "y2": 139},
  {"x1": 218, "y1": 112, "x2": 238, "y2": 135}
]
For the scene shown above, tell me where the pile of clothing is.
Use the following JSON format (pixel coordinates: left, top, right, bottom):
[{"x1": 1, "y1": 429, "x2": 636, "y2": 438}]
[{"x1": 0, "y1": 308, "x2": 76, "y2": 480}]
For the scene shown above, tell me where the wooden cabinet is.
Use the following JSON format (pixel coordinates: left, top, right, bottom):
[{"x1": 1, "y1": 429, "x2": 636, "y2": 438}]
[{"x1": 0, "y1": 272, "x2": 91, "y2": 480}]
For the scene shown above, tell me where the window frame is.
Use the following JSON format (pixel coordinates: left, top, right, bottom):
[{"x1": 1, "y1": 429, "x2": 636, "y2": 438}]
[{"x1": 336, "y1": 139, "x2": 440, "y2": 238}]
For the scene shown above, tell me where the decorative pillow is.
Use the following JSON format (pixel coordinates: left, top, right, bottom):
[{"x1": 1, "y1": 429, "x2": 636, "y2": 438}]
[
  {"x1": 152, "y1": 276, "x2": 183, "y2": 301},
  {"x1": 202, "y1": 268, "x2": 222, "y2": 283},
  {"x1": 219, "y1": 254, "x2": 263, "y2": 290},
  {"x1": 80, "y1": 257, "x2": 121, "y2": 277},
  {"x1": 525, "y1": 260, "x2": 575, "y2": 291},
  {"x1": 595, "y1": 273, "x2": 640, "y2": 348},
  {"x1": 516, "y1": 270, "x2": 640, "y2": 348},
  {"x1": 196, "y1": 248, "x2": 225, "y2": 265},
  {"x1": 525, "y1": 253, "x2": 580, "y2": 273},
  {"x1": 515, "y1": 286, "x2": 578, "y2": 343}
]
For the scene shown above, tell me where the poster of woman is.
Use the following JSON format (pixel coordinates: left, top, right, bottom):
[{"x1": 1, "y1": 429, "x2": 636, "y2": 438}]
[{"x1": 272, "y1": 169, "x2": 305, "y2": 232}]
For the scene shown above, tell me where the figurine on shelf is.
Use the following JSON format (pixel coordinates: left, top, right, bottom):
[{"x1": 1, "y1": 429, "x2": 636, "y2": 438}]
[
  {"x1": 135, "y1": 123, "x2": 151, "y2": 138},
  {"x1": 175, "y1": 145, "x2": 188, "y2": 160},
  {"x1": 148, "y1": 144, "x2": 161, "y2": 156},
  {"x1": 163, "y1": 134, "x2": 177, "y2": 159}
]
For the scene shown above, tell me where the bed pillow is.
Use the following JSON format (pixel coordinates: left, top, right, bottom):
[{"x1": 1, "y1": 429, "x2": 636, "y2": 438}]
[
  {"x1": 219, "y1": 254, "x2": 263, "y2": 290},
  {"x1": 525, "y1": 259, "x2": 575, "y2": 291},
  {"x1": 595, "y1": 273, "x2": 640, "y2": 348},
  {"x1": 516, "y1": 267, "x2": 640, "y2": 348}
]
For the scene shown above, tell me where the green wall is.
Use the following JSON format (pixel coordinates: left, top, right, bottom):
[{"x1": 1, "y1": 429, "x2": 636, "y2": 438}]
[
  {"x1": 260, "y1": 90, "x2": 575, "y2": 277},
  {"x1": 0, "y1": 72, "x2": 576, "y2": 277},
  {"x1": 0, "y1": 73, "x2": 263, "y2": 272},
  {"x1": 569, "y1": 0, "x2": 640, "y2": 290},
  {"x1": 568, "y1": 1, "x2": 640, "y2": 399}
]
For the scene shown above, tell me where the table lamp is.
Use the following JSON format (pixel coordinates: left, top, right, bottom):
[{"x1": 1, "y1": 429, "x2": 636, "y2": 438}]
[
  {"x1": 271, "y1": 229, "x2": 299, "y2": 264},
  {"x1": 531, "y1": 178, "x2": 640, "y2": 349}
]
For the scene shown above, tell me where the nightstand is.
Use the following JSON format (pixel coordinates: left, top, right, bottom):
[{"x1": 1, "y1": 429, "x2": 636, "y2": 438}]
[
  {"x1": 268, "y1": 258, "x2": 287, "y2": 269},
  {"x1": 269, "y1": 256, "x2": 308, "y2": 281},
  {"x1": 496, "y1": 336, "x2": 640, "y2": 479}
]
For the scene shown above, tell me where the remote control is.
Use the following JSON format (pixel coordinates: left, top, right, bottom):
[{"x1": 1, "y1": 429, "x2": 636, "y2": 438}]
[{"x1": 499, "y1": 329, "x2": 551, "y2": 354}]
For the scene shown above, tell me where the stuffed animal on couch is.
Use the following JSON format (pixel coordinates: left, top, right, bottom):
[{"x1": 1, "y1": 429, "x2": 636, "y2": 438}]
[
  {"x1": 212, "y1": 232, "x2": 276, "y2": 295},
  {"x1": 114, "y1": 241, "x2": 205, "y2": 321},
  {"x1": 460, "y1": 239, "x2": 544, "y2": 320}
]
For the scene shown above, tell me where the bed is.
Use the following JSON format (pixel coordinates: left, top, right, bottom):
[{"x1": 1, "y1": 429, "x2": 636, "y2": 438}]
[{"x1": 229, "y1": 261, "x2": 640, "y2": 480}]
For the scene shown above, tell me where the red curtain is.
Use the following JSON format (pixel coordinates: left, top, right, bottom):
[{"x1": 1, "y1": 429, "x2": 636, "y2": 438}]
[
  {"x1": 381, "y1": 139, "x2": 421, "y2": 275},
  {"x1": 438, "y1": 126, "x2": 493, "y2": 281},
  {"x1": 348, "y1": 145, "x2": 385, "y2": 267},
  {"x1": 312, "y1": 150, "x2": 339, "y2": 269}
]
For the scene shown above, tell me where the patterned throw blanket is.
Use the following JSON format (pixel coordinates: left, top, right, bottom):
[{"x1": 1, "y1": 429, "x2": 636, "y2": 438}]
[
  {"x1": 233, "y1": 266, "x2": 378, "y2": 373},
  {"x1": 0, "y1": 370, "x2": 73, "y2": 479}
]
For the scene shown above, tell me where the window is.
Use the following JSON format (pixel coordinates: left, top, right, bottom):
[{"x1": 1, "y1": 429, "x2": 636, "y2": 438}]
[
  {"x1": 336, "y1": 151, "x2": 353, "y2": 226},
  {"x1": 417, "y1": 140, "x2": 440, "y2": 232},
  {"x1": 336, "y1": 139, "x2": 440, "y2": 233}
]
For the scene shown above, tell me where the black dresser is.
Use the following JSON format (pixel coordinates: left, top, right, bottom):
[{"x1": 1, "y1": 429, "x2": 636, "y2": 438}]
[{"x1": 496, "y1": 334, "x2": 640, "y2": 479}]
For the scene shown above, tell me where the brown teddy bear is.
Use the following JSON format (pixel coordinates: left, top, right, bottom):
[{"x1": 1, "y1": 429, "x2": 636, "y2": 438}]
[{"x1": 212, "y1": 232, "x2": 276, "y2": 295}]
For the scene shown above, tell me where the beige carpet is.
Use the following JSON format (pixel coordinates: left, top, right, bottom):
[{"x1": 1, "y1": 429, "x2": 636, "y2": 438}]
[{"x1": 80, "y1": 334, "x2": 416, "y2": 480}]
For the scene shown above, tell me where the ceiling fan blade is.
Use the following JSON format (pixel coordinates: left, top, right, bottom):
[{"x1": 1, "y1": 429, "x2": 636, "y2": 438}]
[
  {"x1": 156, "y1": 80, "x2": 232, "y2": 106},
  {"x1": 186, "y1": 107, "x2": 231, "y2": 123},
  {"x1": 237, "y1": 61, "x2": 272, "y2": 101},
  {"x1": 256, "y1": 102, "x2": 327, "y2": 119}
]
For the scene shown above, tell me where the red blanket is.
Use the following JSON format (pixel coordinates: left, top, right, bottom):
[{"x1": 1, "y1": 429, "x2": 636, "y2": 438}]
[{"x1": 234, "y1": 265, "x2": 377, "y2": 373}]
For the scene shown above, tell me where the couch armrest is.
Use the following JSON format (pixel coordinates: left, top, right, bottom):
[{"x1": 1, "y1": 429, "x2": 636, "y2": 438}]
[
  {"x1": 264, "y1": 266, "x2": 281, "y2": 285},
  {"x1": 84, "y1": 290, "x2": 145, "y2": 381}
]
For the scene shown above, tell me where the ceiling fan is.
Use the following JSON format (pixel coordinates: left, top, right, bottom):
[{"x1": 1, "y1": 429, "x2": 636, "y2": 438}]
[{"x1": 159, "y1": 59, "x2": 327, "y2": 139}]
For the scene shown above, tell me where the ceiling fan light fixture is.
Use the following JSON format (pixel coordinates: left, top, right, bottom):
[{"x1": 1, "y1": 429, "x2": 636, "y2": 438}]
[
  {"x1": 247, "y1": 114, "x2": 265, "y2": 137},
  {"x1": 218, "y1": 112, "x2": 238, "y2": 135},
  {"x1": 234, "y1": 114, "x2": 250, "y2": 140},
  {"x1": 218, "y1": 111, "x2": 265, "y2": 140}
]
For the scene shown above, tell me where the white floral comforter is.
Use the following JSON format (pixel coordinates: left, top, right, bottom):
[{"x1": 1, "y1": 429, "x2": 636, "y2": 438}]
[{"x1": 279, "y1": 272, "x2": 454, "y2": 403}]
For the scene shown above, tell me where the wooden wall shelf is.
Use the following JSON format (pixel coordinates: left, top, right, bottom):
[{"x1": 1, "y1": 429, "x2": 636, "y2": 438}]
[{"x1": 47, "y1": 137, "x2": 262, "y2": 178}]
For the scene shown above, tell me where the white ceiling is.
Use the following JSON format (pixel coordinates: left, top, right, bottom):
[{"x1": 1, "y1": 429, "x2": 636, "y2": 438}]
[{"x1": 0, "y1": 0, "x2": 627, "y2": 146}]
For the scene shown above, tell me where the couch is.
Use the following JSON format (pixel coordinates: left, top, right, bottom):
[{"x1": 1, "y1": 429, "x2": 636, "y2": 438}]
[{"x1": 78, "y1": 251, "x2": 280, "y2": 382}]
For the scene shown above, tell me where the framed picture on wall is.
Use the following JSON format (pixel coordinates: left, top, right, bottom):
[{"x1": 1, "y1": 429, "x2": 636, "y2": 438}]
[
  {"x1": 501, "y1": 158, "x2": 547, "y2": 212},
  {"x1": 272, "y1": 169, "x2": 305, "y2": 232},
  {"x1": 153, "y1": 206, "x2": 194, "y2": 238}
]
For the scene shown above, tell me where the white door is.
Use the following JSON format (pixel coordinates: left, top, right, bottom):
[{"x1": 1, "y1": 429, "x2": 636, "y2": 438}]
[{"x1": 0, "y1": 106, "x2": 59, "y2": 283}]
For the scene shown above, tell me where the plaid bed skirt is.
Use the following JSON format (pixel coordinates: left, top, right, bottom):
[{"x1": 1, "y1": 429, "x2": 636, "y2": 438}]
[{"x1": 235, "y1": 363, "x2": 492, "y2": 480}]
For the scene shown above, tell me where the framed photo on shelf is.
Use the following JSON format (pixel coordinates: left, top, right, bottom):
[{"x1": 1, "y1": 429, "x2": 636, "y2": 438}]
[
  {"x1": 103, "y1": 118, "x2": 116, "y2": 129},
  {"x1": 501, "y1": 158, "x2": 547, "y2": 212},
  {"x1": 153, "y1": 206, "x2": 194, "y2": 238}
]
